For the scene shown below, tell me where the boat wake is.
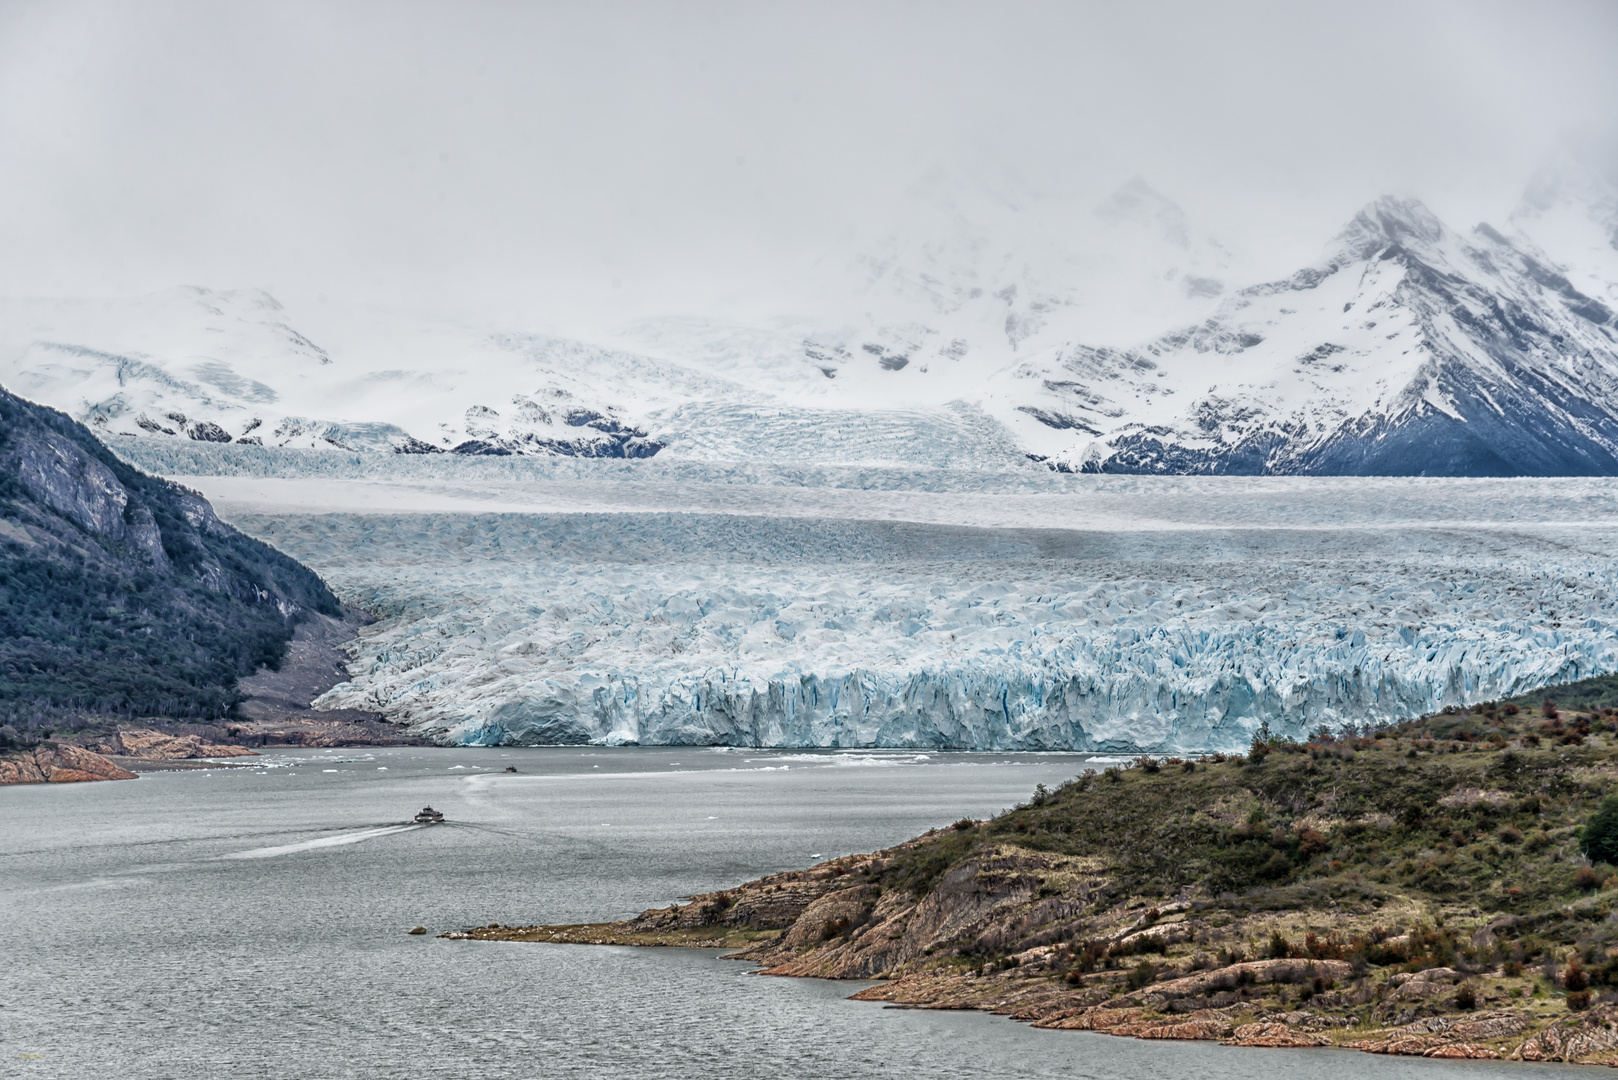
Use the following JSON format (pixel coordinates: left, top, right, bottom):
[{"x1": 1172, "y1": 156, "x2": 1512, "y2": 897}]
[{"x1": 222, "y1": 823, "x2": 423, "y2": 860}]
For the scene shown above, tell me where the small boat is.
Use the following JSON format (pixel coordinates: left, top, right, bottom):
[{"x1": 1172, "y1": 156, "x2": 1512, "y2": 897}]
[{"x1": 414, "y1": 806, "x2": 445, "y2": 824}]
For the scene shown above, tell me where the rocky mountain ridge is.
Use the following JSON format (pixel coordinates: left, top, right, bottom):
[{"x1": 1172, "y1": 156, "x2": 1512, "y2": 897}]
[
  {"x1": 1030, "y1": 193, "x2": 1618, "y2": 475},
  {"x1": 3, "y1": 162, "x2": 1617, "y2": 475}
]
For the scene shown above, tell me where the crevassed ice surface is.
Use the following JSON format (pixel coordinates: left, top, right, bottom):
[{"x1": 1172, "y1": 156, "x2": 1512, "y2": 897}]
[{"x1": 156, "y1": 447, "x2": 1618, "y2": 752}]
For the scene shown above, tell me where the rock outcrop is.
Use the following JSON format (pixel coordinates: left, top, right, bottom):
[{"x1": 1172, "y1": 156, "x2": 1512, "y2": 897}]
[
  {"x1": 1221, "y1": 1022, "x2": 1331, "y2": 1048},
  {"x1": 0, "y1": 744, "x2": 137, "y2": 784},
  {"x1": 1512, "y1": 1005, "x2": 1618, "y2": 1062},
  {"x1": 81, "y1": 728, "x2": 257, "y2": 761}
]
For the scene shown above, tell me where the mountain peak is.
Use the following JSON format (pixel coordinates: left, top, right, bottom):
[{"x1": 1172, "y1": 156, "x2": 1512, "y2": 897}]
[
  {"x1": 1512, "y1": 143, "x2": 1618, "y2": 230},
  {"x1": 1094, "y1": 176, "x2": 1190, "y2": 248},
  {"x1": 1332, "y1": 196, "x2": 1447, "y2": 261}
]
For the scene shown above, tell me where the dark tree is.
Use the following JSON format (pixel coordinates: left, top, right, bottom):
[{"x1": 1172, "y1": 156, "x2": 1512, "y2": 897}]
[{"x1": 1580, "y1": 795, "x2": 1618, "y2": 866}]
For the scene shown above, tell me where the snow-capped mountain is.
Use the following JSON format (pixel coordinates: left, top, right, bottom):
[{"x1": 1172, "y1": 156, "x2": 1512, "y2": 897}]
[
  {"x1": 3, "y1": 166, "x2": 1618, "y2": 476},
  {"x1": 0, "y1": 288, "x2": 673, "y2": 458},
  {"x1": 1016, "y1": 190, "x2": 1618, "y2": 475}
]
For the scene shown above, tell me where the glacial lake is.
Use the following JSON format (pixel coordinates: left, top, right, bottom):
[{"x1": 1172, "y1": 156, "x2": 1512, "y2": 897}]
[{"x1": 2, "y1": 746, "x2": 1586, "y2": 1078}]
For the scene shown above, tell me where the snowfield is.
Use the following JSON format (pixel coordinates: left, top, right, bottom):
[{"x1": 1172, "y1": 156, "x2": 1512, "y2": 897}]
[
  {"x1": 141, "y1": 444, "x2": 1618, "y2": 752},
  {"x1": 8, "y1": 156, "x2": 1618, "y2": 479}
]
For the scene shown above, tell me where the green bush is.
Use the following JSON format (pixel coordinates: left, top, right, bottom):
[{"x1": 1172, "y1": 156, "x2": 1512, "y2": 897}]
[{"x1": 1581, "y1": 797, "x2": 1618, "y2": 866}]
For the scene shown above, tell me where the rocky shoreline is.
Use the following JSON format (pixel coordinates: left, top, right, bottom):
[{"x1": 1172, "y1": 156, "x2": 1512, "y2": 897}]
[
  {"x1": 452, "y1": 846, "x2": 1618, "y2": 1066},
  {"x1": 446, "y1": 690, "x2": 1618, "y2": 1067},
  {"x1": 0, "y1": 727, "x2": 259, "y2": 784},
  {"x1": 0, "y1": 743, "x2": 138, "y2": 784},
  {"x1": 0, "y1": 607, "x2": 425, "y2": 785}
]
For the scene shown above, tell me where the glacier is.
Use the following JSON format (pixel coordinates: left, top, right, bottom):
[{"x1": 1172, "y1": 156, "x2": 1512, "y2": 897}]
[{"x1": 143, "y1": 445, "x2": 1618, "y2": 752}]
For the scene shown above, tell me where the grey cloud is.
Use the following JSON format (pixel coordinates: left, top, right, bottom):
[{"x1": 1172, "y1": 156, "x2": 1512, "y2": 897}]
[{"x1": 0, "y1": 0, "x2": 1614, "y2": 325}]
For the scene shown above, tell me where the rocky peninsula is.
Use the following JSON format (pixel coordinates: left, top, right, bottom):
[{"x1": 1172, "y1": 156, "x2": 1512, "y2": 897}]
[
  {"x1": 0, "y1": 743, "x2": 138, "y2": 784},
  {"x1": 455, "y1": 677, "x2": 1618, "y2": 1066}
]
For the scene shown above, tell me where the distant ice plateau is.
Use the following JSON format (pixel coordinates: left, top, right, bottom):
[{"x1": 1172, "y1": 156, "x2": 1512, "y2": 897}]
[{"x1": 148, "y1": 445, "x2": 1618, "y2": 752}]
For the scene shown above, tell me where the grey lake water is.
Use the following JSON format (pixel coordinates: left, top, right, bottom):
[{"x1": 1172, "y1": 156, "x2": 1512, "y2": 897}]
[{"x1": 1, "y1": 746, "x2": 1591, "y2": 1078}]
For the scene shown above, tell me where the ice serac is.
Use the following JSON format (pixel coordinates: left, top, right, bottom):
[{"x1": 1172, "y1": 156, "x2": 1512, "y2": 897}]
[
  {"x1": 337, "y1": 620, "x2": 1618, "y2": 754},
  {"x1": 211, "y1": 493, "x2": 1618, "y2": 754}
]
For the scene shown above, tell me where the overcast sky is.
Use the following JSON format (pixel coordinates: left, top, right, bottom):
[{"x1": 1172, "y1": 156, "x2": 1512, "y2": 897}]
[{"x1": 1, "y1": 0, "x2": 1615, "y2": 327}]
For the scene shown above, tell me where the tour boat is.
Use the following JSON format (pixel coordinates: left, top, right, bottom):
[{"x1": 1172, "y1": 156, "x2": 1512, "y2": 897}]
[{"x1": 413, "y1": 806, "x2": 445, "y2": 824}]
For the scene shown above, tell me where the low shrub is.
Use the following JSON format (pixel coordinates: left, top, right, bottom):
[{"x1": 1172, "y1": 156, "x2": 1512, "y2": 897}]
[
  {"x1": 1126, "y1": 959, "x2": 1156, "y2": 990},
  {"x1": 1113, "y1": 933, "x2": 1167, "y2": 957}
]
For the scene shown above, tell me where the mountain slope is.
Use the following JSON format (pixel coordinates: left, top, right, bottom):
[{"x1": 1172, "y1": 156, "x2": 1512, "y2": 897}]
[
  {"x1": 0, "y1": 385, "x2": 340, "y2": 730},
  {"x1": 3, "y1": 171, "x2": 1618, "y2": 476},
  {"x1": 1006, "y1": 195, "x2": 1618, "y2": 476}
]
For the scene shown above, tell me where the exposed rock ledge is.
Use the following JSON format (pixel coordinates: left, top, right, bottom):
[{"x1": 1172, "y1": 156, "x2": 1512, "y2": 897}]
[
  {"x1": 0, "y1": 744, "x2": 138, "y2": 784},
  {"x1": 1, "y1": 726, "x2": 263, "y2": 783},
  {"x1": 81, "y1": 728, "x2": 259, "y2": 762}
]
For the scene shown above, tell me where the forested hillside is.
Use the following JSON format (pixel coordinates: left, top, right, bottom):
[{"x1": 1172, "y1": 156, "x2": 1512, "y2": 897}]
[{"x1": 0, "y1": 386, "x2": 339, "y2": 739}]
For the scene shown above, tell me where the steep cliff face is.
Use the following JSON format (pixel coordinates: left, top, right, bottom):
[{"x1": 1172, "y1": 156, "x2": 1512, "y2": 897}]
[{"x1": 0, "y1": 385, "x2": 341, "y2": 729}]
